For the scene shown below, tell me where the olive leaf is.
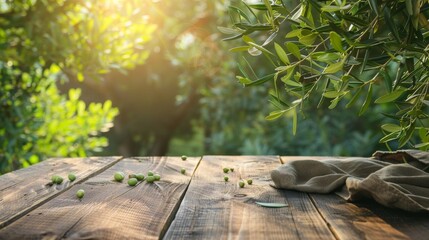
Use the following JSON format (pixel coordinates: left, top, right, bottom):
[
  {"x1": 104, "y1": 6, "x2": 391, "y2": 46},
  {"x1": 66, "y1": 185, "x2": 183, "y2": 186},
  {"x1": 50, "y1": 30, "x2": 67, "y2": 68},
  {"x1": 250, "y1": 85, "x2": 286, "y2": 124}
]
[
  {"x1": 374, "y1": 89, "x2": 405, "y2": 104},
  {"x1": 274, "y1": 42, "x2": 290, "y2": 65},
  {"x1": 329, "y1": 31, "x2": 344, "y2": 53},
  {"x1": 255, "y1": 202, "x2": 289, "y2": 208},
  {"x1": 265, "y1": 110, "x2": 286, "y2": 120},
  {"x1": 285, "y1": 42, "x2": 301, "y2": 59},
  {"x1": 359, "y1": 83, "x2": 373, "y2": 116},
  {"x1": 324, "y1": 59, "x2": 344, "y2": 74}
]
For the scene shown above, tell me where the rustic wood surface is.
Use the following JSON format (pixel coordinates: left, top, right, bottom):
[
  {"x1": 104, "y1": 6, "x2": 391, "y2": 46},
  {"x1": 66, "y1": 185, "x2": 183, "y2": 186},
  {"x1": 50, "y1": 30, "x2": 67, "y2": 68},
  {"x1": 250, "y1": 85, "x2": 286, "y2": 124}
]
[
  {"x1": 0, "y1": 155, "x2": 428, "y2": 240},
  {"x1": 281, "y1": 156, "x2": 429, "y2": 240},
  {"x1": 0, "y1": 156, "x2": 121, "y2": 228},
  {"x1": 164, "y1": 156, "x2": 335, "y2": 240},
  {"x1": 0, "y1": 157, "x2": 200, "y2": 240},
  {"x1": 353, "y1": 198, "x2": 429, "y2": 240},
  {"x1": 309, "y1": 194, "x2": 409, "y2": 240}
]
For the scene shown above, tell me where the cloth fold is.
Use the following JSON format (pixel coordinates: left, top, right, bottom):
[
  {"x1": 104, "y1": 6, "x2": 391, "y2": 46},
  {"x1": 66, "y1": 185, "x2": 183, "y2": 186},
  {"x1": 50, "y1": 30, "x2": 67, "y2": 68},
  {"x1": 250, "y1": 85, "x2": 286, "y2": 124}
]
[{"x1": 271, "y1": 150, "x2": 429, "y2": 212}]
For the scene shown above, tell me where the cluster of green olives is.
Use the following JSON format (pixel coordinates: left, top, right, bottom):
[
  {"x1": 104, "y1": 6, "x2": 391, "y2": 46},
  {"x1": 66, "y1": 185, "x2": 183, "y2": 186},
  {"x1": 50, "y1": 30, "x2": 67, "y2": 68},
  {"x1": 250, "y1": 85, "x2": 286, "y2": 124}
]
[
  {"x1": 221, "y1": 167, "x2": 252, "y2": 188},
  {"x1": 51, "y1": 173, "x2": 83, "y2": 199},
  {"x1": 68, "y1": 155, "x2": 190, "y2": 200},
  {"x1": 114, "y1": 170, "x2": 161, "y2": 186},
  {"x1": 236, "y1": 179, "x2": 252, "y2": 188},
  {"x1": 51, "y1": 173, "x2": 77, "y2": 185}
]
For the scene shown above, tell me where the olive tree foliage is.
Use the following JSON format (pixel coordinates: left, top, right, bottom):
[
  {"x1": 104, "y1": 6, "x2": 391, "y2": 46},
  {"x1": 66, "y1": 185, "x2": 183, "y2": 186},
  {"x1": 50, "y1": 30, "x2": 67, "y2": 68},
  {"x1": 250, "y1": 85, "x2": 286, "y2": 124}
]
[
  {"x1": 0, "y1": 0, "x2": 154, "y2": 173},
  {"x1": 222, "y1": 0, "x2": 429, "y2": 150},
  {"x1": 202, "y1": 76, "x2": 386, "y2": 156},
  {"x1": 195, "y1": 1, "x2": 382, "y2": 156},
  {"x1": 202, "y1": 46, "x2": 386, "y2": 156}
]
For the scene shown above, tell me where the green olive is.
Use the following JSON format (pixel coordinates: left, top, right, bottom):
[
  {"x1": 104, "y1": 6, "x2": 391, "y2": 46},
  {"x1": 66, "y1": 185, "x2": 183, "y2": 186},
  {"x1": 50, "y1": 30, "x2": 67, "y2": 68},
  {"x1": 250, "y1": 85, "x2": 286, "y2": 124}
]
[
  {"x1": 154, "y1": 174, "x2": 161, "y2": 181},
  {"x1": 128, "y1": 178, "x2": 138, "y2": 186},
  {"x1": 146, "y1": 176, "x2": 155, "y2": 183},
  {"x1": 76, "y1": 189, "x2": 85, "y2": 199},
  {"x1": 180, "y1": 168, "x2": 186, "y2": 174},
  {"x1": 58, "y1": 176, "x2": 64, "y2": 184},
  {"x1": 114, "y1": 172, "x2": 125, "y2": 182},
  {"x1": 51, "y1": 175, "x2": 59, "y2": 183},
  {"x1": 68, "y1": 173, "x2": 76, "y2": 182},
  {"x1": 247, "y1": 179, "x2": 253, "y2": 185},
  {"x1": 129, "y1": 174, "x2": 137, "y2": 179},
  {"x1": 223, "y1": 168, "x2": 229, "y2": 173},
  {"x1": 52, "y1": 175, "x2": 63, "y2": 184},
  {"x1": 224, "y1": 176, "x2": 229, "y2": 182},
  {"x1": 135, "y1": 173, "x2": 145, "y2": 181},
  {"x1": 181, "y1": 155, "x2": 187, "y2": 161},
  {"x1": 239, "y1": 181, "x2": 245, "y2": 188},
  {"x1": 147, "y1": 171, "x2": 154, "y2": 176}
]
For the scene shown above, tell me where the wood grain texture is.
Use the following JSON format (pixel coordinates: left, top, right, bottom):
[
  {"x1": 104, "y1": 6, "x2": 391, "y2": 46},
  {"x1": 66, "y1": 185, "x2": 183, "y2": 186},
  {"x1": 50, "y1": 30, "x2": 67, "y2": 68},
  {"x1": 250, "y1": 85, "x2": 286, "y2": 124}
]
[
  {"x1": 281, "y1": 156, "x2": 415, "y2": 240},
  {"x1": 309, "y1": 194, "x2": 410, "y2": 240},
  {"x1": 0, "y1": 157, "x2": 121, "y2": 228},
  {"x1": 352, "y1": 198, "x2": 429, "y2": 239},
  {"x1": 0, "y1": 156, "x2": 200, "y2": 240},
  {"x1": 164, "y1": 156, "x2": 335, "y2": 240}
]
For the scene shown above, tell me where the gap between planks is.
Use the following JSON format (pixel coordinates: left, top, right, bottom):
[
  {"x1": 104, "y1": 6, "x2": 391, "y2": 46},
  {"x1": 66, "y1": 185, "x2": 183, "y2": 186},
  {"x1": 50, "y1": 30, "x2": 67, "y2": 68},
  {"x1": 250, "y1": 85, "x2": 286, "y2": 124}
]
[
  {"x1": 280, "y1": 156, "x2": 411, "y2": 240},
  {"x1": 0, "y1": 156, "x2": 202, "y2": 240},
  {"x1": 307, "y1": 193, "x2": 340, "y2": 240},
  {"x1": 164, "y1": 155, "x2": 336, "y2": 240},
  {"x1": 280, "y1": 156, "x2": 341, "y2": 239},
  {"x1": 158, "y1": 156, "x2": 203, "y2": 239},
  {"x1": 0, "y1": 156, "x2": 124, "y2": 229}
]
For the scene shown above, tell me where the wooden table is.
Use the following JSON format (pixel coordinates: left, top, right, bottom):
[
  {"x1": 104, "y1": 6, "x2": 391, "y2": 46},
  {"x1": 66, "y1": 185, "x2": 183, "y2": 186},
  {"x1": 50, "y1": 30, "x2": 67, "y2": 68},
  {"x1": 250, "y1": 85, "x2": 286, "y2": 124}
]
[{"x1": 0, "y1": 156, "x2": 428, "y2": 240}]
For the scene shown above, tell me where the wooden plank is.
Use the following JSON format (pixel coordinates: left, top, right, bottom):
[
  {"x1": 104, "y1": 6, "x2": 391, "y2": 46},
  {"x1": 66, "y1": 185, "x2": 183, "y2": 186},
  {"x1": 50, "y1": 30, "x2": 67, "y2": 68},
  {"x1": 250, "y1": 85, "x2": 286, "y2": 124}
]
[
  {"x1": 0, "y1": 156, "x2": 121, "y2": 228},
  {"x1": 349, "y1": 197, "x2": 429, "y2": 239},
  {"x1": 164, "y1": 156, "x2": 335, "y2": 240},
  {"x1": 309, "y1": 194, "x2": 418, "y2": 240},
  {"x1": 0, "y1": 157, "x2": 200, "y2": 240},
  {"x1": 281, "y1": 156, "x2": 413, "y2": 240}
]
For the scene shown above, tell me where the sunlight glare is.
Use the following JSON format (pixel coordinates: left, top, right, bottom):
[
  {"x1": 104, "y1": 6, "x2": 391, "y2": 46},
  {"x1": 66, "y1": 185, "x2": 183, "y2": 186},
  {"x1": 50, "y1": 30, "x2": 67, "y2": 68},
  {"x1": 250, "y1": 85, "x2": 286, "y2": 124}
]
[{"x1": 176, "y1": 33, "x2": 196, "y2": 50}]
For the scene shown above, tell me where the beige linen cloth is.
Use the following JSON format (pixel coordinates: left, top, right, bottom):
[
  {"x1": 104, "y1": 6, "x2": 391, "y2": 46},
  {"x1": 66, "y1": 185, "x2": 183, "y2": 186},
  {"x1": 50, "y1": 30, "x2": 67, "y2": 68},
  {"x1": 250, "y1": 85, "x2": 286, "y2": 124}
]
[{"x1": 271, "y1": 150, "x2": 429, "y2": 212}]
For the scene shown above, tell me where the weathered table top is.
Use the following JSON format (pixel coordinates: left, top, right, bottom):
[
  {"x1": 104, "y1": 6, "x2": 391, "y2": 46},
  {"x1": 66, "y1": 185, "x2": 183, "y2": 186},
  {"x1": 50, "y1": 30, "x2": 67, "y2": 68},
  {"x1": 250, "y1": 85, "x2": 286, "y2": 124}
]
[{"x1": 0, "y1": 156, "x2": 428, "y2": 240}]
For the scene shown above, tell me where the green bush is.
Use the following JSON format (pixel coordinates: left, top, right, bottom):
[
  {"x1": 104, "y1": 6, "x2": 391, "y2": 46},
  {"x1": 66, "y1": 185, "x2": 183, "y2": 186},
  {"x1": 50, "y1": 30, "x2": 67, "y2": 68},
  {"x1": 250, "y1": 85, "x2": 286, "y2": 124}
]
[
  {"x1": 0, "y1": 64, "x2": 118, "y2": 173},
  {"x1": 0, "y1": 0, "x2": 153, "y2": 173}
]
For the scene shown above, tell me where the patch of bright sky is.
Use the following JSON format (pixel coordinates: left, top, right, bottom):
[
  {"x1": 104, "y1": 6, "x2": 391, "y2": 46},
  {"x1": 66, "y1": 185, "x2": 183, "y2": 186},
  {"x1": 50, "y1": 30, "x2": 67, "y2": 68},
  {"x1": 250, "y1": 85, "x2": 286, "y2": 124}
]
[{"x1": 175, "y1": 33, "x2": 196, "y2": 50}]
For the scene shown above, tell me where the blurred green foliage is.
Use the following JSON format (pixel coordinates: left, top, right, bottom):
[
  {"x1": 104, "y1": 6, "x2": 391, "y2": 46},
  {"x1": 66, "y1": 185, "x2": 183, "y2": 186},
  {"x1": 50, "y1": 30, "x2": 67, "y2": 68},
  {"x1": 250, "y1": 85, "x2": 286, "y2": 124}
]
[
  {"x1": 186, "y1": 0, "x2": 386, "y2": 157},
  {"x1": 0, "y1": 63, "x2": 118, "y2": 172},
  {"x1": 69, "y1": 1, "x2": 234, "y2": 157},
  {"x1": 0, "y1": 0, "x2": 153, "y2": 173},
  {"x1": 2, "y1": 0, "x2": 414, "y2": 174},
  {"x1": 199, "y1": 63, "x2": 386, "y2": 156}
]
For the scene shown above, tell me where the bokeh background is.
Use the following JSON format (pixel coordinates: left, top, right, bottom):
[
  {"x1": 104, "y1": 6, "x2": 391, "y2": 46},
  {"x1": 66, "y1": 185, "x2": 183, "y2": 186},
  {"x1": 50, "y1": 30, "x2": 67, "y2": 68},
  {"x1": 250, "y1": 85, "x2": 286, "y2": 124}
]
[{"x1": 0, "y1": 0, "x2": 389, "y2": 174}]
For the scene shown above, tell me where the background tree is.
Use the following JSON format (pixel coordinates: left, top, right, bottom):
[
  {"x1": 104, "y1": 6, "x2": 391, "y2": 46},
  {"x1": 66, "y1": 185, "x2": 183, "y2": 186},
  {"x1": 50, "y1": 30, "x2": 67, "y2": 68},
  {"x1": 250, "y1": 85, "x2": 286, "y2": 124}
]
[
  {"x1": 68, "y1": 0, "x2": 389, "y2": 157},
  {"x1": 222, "y1": 0, "x2": 429, "y2": 150},
  {"x1": 64, "y1": 1, "x2": 233, "y2": 156},
  {"x1": 2, "y1": 0, "x2": 405, "y2": 175},
  {"x1": 0, "y1": 0, "x2": 153, "y2": 173}
]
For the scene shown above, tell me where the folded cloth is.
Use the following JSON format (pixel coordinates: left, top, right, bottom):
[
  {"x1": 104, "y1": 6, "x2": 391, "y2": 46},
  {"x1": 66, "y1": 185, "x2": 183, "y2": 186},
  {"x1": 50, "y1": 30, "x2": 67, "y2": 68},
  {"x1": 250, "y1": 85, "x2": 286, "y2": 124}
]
[{"x1": 271, "y1": 150, "x2": 429, "y2": 212}]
